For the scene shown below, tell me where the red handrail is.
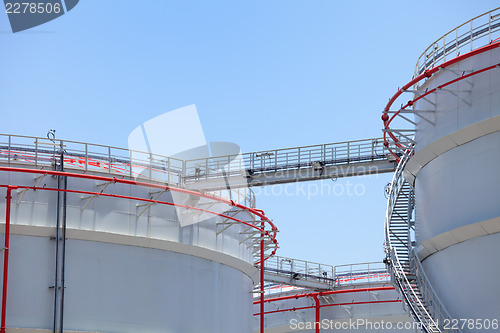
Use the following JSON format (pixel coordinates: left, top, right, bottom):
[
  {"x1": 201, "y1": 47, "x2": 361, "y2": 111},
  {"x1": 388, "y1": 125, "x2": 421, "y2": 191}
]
[
  {"x1": 255, "y1": 286, "x2": 394, "y2": 304},
  {"x1": 383, "y1": 41, "x2": 500, "y2": 161},
  {"x1": 253, "y1": 286, "x2": 399, "y2": 330}
]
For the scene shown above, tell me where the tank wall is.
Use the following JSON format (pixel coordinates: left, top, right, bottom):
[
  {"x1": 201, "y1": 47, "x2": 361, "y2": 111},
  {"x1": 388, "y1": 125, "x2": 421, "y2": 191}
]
[
  {"x1": 0, "y1": 171, "x2": 254, "y2": 263},
  {"x1": 414, "y1": 47, "x2": 500, "y2": 151},
  {"x1": 414, "y1": 131, "x2": 500, "y2": 242},
  {"x1": 0, "y1": 234, "x2": 253, "y2": 333},
  {"x1": 412, "y1": 45, "x2": 500, "y2": 330},
  {"x1": 0, "y1": 168, "x2": 257, "y2": 332},
  {"x1": 421, "y1": 233, "x2": 500, "y2": 324},
  {"x1": 413, "y1": 46, "x2": 500, "y2": 243}
]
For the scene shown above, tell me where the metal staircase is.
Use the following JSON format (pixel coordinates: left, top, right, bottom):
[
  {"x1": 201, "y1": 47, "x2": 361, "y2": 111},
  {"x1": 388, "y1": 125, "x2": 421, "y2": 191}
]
[
  {"x1": 384, "y1": 149, "x2": 461, "y2": 333},
  {"x1": 387, "y1": 180, "x2": 412, "y2": 275}
]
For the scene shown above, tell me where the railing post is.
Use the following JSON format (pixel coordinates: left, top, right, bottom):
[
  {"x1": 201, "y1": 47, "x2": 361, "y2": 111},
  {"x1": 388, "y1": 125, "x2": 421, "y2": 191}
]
[
  {"x1": 371, "y1": 140, "x2": 375, "y2": 161},
  {"x1": 60, "y1": 141, "x2": 64, "y2": 169},
  {"x1": 350, "y1": 264, "x2": 353, "y2": 287},
  {"x1": 471, "y1": 21, "x2": 474, "y2": 51},
  {"x1": 489, "y1": 13, "x2": 492, "y2": 43},
  {"x1": 205, "y1": 158, "x2": 209, "y2": 181},
  {"x1": 7, "y1": 136, "x2": 11, "y2": 165},
  {"x1": 149, "y1": 152, "x2": 152, "y2": 181},
  {"x1": 108, "y1": 146, "x2": 111, "y2": 174},
  {"x1": 35, "y1": 138, "x2": 38, "y2": 168},
  {"x1": 443, "y1": 35, "x2": 446, "y2": 62},
  {"x1": 128, "y1": 150, "x2": 133, "y2": 179},
  {"x1": 165, "y1": 157, "x2": 170, "y2": 184},
  {"x1": 330, "y1": 266, "x2": 334, "y2": 286},
  {"x1": 85, "y1": 144, "x2": 88, "y2": 173}
]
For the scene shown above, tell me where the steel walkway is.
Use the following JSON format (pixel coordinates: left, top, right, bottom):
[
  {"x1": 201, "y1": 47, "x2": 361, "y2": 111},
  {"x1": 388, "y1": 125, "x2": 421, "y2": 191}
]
[
  {"x1": 184, "y1": 137, "x2": 396, "y2": 191},
  {"x1": 0, "y1": 134, "x2": 396, "y2": 191},
  {"x1": 260, "y1": 256, "x2": 389, "y2": 291}
]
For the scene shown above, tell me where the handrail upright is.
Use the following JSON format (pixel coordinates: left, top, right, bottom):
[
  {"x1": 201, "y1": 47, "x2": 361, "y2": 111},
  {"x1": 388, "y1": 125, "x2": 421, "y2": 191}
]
[
  {"x1": 34, "y1": 138, "x2": 38, "y2": 168},
  {"x1": 7, "y1": 136, "x2": 10, "y2": 165}
]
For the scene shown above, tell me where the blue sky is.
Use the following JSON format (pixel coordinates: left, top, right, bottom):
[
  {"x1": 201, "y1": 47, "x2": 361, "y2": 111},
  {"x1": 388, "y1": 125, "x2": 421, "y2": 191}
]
[{"x1": 1, "y1": 1, "x2": 498, "y2": 265}]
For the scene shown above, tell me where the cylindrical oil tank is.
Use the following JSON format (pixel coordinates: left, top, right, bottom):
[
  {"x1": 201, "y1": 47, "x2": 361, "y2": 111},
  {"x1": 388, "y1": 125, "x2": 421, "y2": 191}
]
[
  {"x1": 407, "y1": 31, "x2": 500, "y2": 328},
  {"x1": 0, "y1": 142, "x2": 263, "y2": 333}
]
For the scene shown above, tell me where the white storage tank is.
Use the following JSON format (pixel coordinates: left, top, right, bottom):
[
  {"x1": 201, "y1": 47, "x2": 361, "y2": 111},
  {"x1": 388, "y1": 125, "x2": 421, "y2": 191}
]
[
  {"x1": 0, "y1": 135, "x2": 276, "y2": 333},
  {"x1": 403, "y1": 8, "x2": 500, "y2": 329}
]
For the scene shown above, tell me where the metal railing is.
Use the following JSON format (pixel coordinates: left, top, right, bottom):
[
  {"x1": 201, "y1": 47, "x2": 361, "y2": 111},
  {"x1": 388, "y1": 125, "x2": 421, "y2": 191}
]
[
  {"x1": 0, "y1": 134, "x2": 257, "y2": 208},
  {"x1": 333, "y1": 262, "x2": 390, "y2": 288},
  {"x1": 183, "y1": 137, "x2": 388, "y2": 182},
  {"x1": 415, "y1": 7, "x2": 500, "y2": 75},
  {"x1": 0, "y1": 133, "x2": 185, "y2": 184},
  {"x1": 262, "y1": 256, "x2": 389, "y2": 290},
  {"x1": 0, "y1": 133, "x2": 392, "y2": 195},
  {"x1": 262, "y1": 256, "x2": 335, "y2": 287},
  {"x1": 411, "y1": 249, "x2": 460, "y2": 333},
  {"x1": 258, "y1": 283, "x2": 304, "y2": 297},
  {"x1": 384, "y1": 149, "x2": 459, "y2": 333}
]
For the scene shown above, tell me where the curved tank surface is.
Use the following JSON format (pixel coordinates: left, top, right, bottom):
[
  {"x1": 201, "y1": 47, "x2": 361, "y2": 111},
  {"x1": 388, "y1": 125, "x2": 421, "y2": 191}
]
[
  {"x1": 383, "y1": 7, "x2": 500, "y2": 332},
  {"x1": 0, "y1": 135, "x2": 278, "y2": 333},
  {"x1": 412, "y1": 45, "x2": 500, "y2": 324}
]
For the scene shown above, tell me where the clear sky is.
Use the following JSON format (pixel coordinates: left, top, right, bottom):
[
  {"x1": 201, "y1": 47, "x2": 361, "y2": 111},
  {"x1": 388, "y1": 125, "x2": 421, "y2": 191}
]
[{"x1": 1, "y1": 1, "x2": 497, "y2": 266}]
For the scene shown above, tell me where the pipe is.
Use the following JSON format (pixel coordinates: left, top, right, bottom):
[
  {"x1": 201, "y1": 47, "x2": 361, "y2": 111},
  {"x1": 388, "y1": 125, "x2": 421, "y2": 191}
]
[
  {"x1": 0, "y1": 166, "x2": 277, "y2": 230},
  {"x1": 59, "y1": 162, "x2": 67, "y2": 333},
  {"x1": 53, "y1": 171, "x2": 61, "y2": 333},
  {"x1": 312, "y1": 295, "x2": 320, "y2": 333},
  {"x1": 1, "y1": 186, "x2": 16, "y2": 333},
  {"x1": 260, "y1": 220, "x2": 265, "y2": 333},
  {"x1": 255, "y1": 286, "x2": 395, "y2": 304},
  {"x1": 0, "y1": 182, "x2": 277, "y2": 261},
  {"x1": 254, "y1": 299, "x2": 401, "y2": 316}
]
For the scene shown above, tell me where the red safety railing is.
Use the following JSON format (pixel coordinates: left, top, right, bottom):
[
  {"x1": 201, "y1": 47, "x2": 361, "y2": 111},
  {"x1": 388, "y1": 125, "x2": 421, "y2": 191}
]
[
  {"x1": 253, "y1": 286, "x2": 398, "y2": 333},
  {"x1": 382, "y1": 40, "x2": 500, "y2": 161}
]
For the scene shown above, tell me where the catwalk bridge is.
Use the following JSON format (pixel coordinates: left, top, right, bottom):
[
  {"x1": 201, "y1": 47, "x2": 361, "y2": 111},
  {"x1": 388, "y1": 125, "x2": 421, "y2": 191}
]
[
  {"x1": 184, "y1": 138, "x2": 396, "y2": 190},
  {"x1": 0, "y1": 134, "x2": 397, "y2": 191},
  {"x1": 260, "y1": 256, "x2": 389, "y2": 291}
]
